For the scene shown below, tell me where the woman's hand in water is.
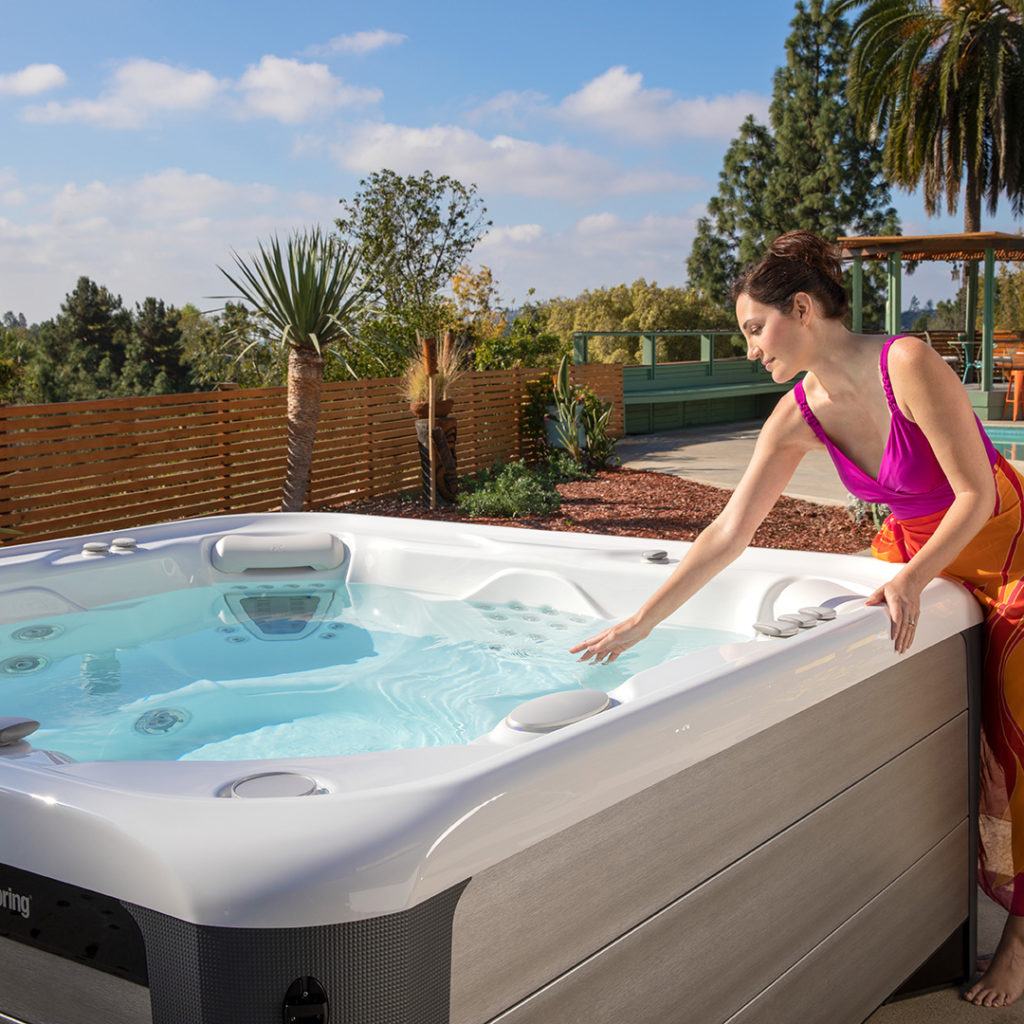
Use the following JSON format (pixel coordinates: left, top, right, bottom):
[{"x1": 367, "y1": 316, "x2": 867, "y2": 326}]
[
  {"x1": 569, "y1": 614, "x2": 652, "y2": 664},
  {"x1": 864, "y1": 570, "x2": 925, "y2": 655}
]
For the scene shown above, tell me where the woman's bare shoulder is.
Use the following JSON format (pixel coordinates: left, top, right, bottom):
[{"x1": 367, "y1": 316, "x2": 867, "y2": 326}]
[
  {"x1": 886, "y1": 335, "x2": 955, "y2": 422},
  {"x1": 761, "y1": 379, "x2": 821, "y2": 452}
]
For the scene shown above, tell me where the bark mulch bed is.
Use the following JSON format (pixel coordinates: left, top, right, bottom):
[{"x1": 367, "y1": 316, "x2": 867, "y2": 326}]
[{"x1": 319, "y1": 467, "x2": 877, "y2": 555}]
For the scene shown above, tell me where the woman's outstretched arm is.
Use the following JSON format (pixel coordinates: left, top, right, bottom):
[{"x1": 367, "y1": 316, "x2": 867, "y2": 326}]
[{"x1": 570, "y1": 395, "x2": 814, "y2": 663}]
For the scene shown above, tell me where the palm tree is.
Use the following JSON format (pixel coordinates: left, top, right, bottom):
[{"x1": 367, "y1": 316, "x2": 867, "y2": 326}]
[
  {"x1": 838, "y1": 0, "x2": 1024, "y2": 330},
  {"x1": 217, "y1": 228, "x2": 372, "y2": 512}
]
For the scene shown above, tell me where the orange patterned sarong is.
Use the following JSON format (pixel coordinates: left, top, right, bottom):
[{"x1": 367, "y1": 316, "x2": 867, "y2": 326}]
[{"x1": 871, "y1": 452, "x2": 1024, "y2": 913}]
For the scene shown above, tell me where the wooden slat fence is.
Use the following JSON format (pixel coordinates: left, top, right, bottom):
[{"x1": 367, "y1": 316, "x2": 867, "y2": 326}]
[{"x1": 0, "y1": 364, "x2": 624, "y2": 544}]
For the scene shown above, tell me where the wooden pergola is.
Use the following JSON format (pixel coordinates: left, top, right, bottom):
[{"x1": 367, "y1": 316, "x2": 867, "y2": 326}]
[{"x1": 837, "y1": 232, "x2": 1024, "y2": 410}]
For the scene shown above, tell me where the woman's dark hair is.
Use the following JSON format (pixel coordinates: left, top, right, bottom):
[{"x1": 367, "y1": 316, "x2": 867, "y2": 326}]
[{"x1": 729, "y1": 230, "x2": 849, "y2": 320}]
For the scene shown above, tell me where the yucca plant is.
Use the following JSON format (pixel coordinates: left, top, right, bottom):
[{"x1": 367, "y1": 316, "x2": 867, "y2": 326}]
[{"x1": 216, "y1": 228, "x2": 373, "y2": 512}]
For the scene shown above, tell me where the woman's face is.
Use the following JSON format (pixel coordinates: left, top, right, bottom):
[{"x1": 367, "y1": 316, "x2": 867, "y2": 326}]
[{"x1": 735, "y1": 292, "x2": 808, "y2": 380}]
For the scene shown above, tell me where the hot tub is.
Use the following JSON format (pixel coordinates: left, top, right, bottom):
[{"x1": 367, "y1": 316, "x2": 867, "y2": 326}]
[{"x1": 0, "y1": 513, "x2": 981, "y2": 1024}]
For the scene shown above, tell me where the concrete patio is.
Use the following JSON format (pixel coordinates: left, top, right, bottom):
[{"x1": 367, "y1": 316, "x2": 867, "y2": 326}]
[{"x1": 618, "y1": 418, "x2": 1024, "y2": 1019}]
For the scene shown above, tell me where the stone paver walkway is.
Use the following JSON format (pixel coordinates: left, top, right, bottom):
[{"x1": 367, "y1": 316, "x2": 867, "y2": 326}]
[{"x1": 617, "y1": 419, "x2": 851, "y2": 507}]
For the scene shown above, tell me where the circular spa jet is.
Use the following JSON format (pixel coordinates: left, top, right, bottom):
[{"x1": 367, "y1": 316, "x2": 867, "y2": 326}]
[
  {"x1": 1, "y1": 654, "x2": 49, "y2": 675},
  {"x1": 134, "y1": 708, "x2": 192, "y2": 736},
  {"x1": 11, "y1": 624, "x2": 63, "y2": 642}
]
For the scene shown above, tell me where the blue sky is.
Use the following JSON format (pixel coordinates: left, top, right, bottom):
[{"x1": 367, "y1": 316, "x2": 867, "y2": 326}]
[{"x1": 1, "y1": 0, "x2": 1019, "y2": 322}]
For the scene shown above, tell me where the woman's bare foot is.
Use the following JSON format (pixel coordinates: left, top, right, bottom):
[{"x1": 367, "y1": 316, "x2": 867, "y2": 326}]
[{"x1": 964, "y1": 914, "x2": 1024, "y2": 1007}]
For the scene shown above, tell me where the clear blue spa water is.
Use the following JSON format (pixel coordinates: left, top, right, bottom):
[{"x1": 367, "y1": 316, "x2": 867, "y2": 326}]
[{"x1": 0, "y1": 582, "x2": 746, "y2": 762}]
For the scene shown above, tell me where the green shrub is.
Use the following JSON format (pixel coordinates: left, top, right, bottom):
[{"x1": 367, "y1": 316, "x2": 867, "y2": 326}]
[
  {"x1": 845, "y1": 495, "x2": 891, "y2": 530},
  {"x1": 457, "y1": 460, "x2": 562, "y2": 518},
  {"x1": 537, "y1": 449, "x2": 593, "y2": 485}
]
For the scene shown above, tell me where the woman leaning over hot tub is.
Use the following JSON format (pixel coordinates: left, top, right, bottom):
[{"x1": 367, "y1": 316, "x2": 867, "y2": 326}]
[{"x1": 569, "y1": 229, "x2": 1024, "y2": 1009}]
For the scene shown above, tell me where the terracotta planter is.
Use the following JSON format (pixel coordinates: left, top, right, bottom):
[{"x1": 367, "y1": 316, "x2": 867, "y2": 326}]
[{"x1": 409, "y1": 398, "x2": 453, "y2": 418}]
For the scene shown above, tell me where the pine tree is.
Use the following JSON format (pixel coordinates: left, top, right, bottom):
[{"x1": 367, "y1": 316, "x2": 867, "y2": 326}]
[
  {"x1": 687, "y1": 0, "x2": 899, "y2": 327},
  {"x1": 119, "y1": 298, "x2": 190, "y2": 396},
  {"x1": 27, "y1": 277, "x2": 132, "y2": 402}
]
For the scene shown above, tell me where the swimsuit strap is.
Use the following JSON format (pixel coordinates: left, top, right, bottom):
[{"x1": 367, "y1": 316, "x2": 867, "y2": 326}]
[
  {"x1": 879, "y1": 335, "x2": 902, "y2": 417},
  {"x1": 792, "y1": 379, "x2": 830, "y2": 446}
]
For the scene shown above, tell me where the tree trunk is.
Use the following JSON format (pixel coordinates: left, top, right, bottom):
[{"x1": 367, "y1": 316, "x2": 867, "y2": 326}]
[
  {"x1": 281, "y1": 346, "x2": 324, "y2": 513},
  {"x1": 963, "y1": 171, "x2": 982, "y2": 341}
]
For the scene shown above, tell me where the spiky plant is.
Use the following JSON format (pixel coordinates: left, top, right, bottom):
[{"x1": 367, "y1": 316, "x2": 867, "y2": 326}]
[{"x1": 217, "y1": 228, "x2": 373, "y2": 512}]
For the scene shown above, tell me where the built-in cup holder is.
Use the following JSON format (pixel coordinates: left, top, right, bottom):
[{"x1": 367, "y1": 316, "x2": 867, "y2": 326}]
[{"x1": 228, "y1": 772, "x2": 321, "y2": 799}]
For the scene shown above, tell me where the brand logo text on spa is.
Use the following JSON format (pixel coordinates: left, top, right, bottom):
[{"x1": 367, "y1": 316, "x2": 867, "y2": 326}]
[{"x1": 0, "y1": 886, "x2": 30, "y2": 918}]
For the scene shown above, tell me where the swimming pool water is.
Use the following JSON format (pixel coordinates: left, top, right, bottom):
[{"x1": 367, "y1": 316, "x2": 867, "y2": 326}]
[
  {"x1": 983, "y1": 425, "x2": 1024, "y2": 461},
  {"x1": 0, "y1": 582, "x2": 747, "y2": 762}
]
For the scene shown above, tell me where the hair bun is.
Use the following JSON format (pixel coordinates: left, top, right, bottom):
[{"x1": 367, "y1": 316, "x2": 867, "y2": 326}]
[
  {"x1": 767, "y1": 230, "x2": 844, "y2": 287},
  {"x1": 729, "y1": 230, "x2": 849, "y2": 320}
]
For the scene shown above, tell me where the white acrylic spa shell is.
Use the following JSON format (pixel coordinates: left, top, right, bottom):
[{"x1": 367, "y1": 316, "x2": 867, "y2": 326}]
[{"x1": 0, "y1": 513, "x2": 981, "y2": 929}]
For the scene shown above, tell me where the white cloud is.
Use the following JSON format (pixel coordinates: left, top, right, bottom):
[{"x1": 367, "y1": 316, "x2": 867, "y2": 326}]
[
  {"x1": 0, "y1": 63, "x2": 67, "y2": 96},
  {"x1": 48, "y1": 169, "x2": 276, "y2": 225},
  {"x1": 558, "y1": 66, "x2": 770, "y2": 142},
  {"x1": 236, "y1": 56, "x2": 380, "y2": 123},
  {"x1": 0, "y1": 169, "x2": 337, "y2": 321},
  {"x1": 21, "y1": 55, "x2": 378, "y2": 129},
  {"x1": 576, "y1": 212, "x2": 620, "y2": 235},
  {"x1": 465, "y1": 89, "x2": 548, "y2": 127},
  {"x1": 332, "y1": 121, "x2": 700, "y2": 199},
  {"x1": 24, "y1": 59, "x2": 223, "y2": 128},
  {"x1": 469, "y1": 66, "x2": 769, "y2": 143},
  {"x1": 474, "y1": 209, "x2": 704, "y2": 301},
  {"x1": 481, "y1": 223, "x2": 544, "y2": 246},
  {"x1": 312, "y1": 30, "x2": 407, "y2": 56}
]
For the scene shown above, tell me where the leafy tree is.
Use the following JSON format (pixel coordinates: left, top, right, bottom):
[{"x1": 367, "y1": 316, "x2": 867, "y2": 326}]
[
  {"x1": 839, "y1": 0, "x2": 1024, "y2": 336},
  {"x1": 217, "y1": 228, "x2": 373, "y2": 512},
  {"x1": 335, "y1": 169, "x2": 491, "y2": 342},
  {"x1": 542, "y1": 279, "x2": 725, "y2": 363},
  {"x1": 996, "y1": 264, "x2": 1024, "y2": 332},
  {"x1": 0, "y1": 314, "x2": 32, "y2": 402},
  {"x1": 118, "y1": 298, "x2": 191, "y2": 396},
  {"x1": 687, "y1": 0, "x2": 899, "y2": 327},
  {"x1": 688, "y1": 117, "x2": 778, "y2": 314},
  {"x1": 474, "y1": 288, "x2": 566, "y2": 371},
  {"x1": 26, "y1": 277, "x2": 131, "y2": 402},
  {"x1": 179, "y1": 303, "x2": 285, "y2": 390},
  {"x1": 451, "y1": 264, "x2": 506, "y2": 355}
]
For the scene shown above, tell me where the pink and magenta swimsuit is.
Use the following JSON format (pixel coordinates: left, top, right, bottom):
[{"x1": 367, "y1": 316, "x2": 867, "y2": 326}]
[{"x1": 791, "y1": 334, "x2": 1000, "y2": 521}]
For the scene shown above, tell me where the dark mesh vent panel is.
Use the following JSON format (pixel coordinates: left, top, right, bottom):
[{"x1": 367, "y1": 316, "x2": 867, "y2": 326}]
[{"x1": 125, "y1": 879, "x2": 468, "y2": 1024}]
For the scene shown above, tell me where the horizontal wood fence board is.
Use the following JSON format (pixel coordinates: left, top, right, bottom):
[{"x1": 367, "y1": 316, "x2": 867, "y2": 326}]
[{"x1": 0, "y1": 366, "x2": 626, "y2": 542}]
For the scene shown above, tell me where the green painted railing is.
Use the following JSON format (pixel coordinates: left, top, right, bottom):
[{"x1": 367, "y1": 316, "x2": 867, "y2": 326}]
[{"x1": 571, "y1": 330, "x2": 798, "y2": 433}]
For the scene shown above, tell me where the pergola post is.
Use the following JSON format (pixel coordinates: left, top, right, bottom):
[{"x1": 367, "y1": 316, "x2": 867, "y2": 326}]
[
  {"x1": 851, "y1": 255, "x2": 863, "y2": 332},
  {"x1": 641, "y1": 333, "x2": 657, "y2": 377},
  {"x1": 885, "y1": 252, "x2": 902, "y2": 335},
  {"x1": 965, "y1": 261, "x2": 979, "y2": 350},
  {"x1": 982, "y1": 247, "x2": 995, "y2": 391},
  {"x1": 571, "y1": 333, "x2": 588, "y2": 364}
]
